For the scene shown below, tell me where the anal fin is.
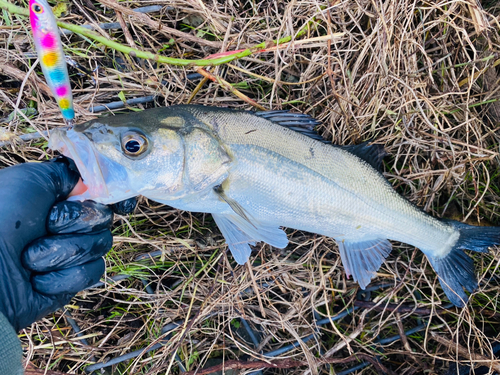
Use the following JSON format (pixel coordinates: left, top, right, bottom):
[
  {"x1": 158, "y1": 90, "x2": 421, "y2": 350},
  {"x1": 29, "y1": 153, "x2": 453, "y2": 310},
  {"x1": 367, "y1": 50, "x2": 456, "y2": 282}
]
[{"x1": 337, "y1": 238, "x2": 392, "y2": 289}]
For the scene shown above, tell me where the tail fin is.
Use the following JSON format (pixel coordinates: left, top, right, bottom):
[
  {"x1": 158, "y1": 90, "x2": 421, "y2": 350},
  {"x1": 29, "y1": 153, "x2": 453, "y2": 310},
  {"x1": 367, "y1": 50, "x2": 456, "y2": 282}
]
[{"x1": 427, "y1": 221, "x2": 500, "y2": 307}]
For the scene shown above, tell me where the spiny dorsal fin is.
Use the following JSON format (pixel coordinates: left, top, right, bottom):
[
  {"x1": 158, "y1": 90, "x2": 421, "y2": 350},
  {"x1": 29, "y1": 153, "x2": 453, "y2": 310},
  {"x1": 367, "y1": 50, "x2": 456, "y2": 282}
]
[
  {"x1": 254, "y1": 110, "x2": 386, "y2": 171},
  {"x1": 339, "y1": 141, "x2": 387, "y2": 171},
  {"x1": 254, "y1": 110, "x2": 325, "y2": 142}
]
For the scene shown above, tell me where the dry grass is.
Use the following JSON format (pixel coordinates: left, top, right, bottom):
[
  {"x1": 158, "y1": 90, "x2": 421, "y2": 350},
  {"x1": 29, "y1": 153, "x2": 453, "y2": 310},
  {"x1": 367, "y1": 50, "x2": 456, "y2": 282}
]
[{"x1": 1, "y1": 0, "x2": 500, "y2": 374}]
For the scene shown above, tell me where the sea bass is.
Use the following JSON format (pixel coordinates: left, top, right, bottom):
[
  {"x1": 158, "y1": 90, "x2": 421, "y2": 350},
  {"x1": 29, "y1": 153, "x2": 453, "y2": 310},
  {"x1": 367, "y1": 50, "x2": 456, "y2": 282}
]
[{"x1": 48, "y1": 105, "x2": 500, "y2": 307}]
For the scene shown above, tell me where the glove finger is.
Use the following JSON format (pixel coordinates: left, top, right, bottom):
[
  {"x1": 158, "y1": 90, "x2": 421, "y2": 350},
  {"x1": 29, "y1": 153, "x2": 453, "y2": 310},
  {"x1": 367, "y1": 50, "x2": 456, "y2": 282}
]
[
  {"x1": 22, "y1": 230, "x2": 112, "y2": 272},
  {"x1": 43, "y1": 156, "x2": 82, "y2": 201},
  {"x1": 48, "y1": 200, "x2": 113, "y2": 234},
  {"x1": 31, "y1": 258, "x2": 105, "y2": 295},
  {"x1": 0, "y1": 157, "x2": 80, "y2": 250},
  {"x1": 111, "y1": 197, "x2": 138, "y2": 215},
  {"x1": 13, "y1": 292, "x2": 73, "y2": 331}
]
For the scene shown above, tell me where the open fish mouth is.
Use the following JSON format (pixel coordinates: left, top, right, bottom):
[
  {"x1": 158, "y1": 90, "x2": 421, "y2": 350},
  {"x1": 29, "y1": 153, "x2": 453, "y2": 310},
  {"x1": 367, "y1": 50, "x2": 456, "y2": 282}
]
[{"x1": 48, "y1": 128, "x2": 135, "y2": 204}]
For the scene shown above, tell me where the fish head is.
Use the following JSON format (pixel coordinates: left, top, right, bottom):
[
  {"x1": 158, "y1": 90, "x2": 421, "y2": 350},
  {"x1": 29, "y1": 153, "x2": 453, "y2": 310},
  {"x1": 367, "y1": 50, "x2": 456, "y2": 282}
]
[
  {"x1": 48, "y1": 114, "x2": 185, "y2": 204},
  {"x1": 29, "y1": 0, "x2": 55, "y2": 35}
]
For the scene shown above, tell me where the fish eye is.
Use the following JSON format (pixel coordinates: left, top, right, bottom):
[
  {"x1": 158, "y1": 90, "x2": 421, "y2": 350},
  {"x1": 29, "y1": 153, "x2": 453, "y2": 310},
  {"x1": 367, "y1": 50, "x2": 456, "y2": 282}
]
[
  {"x1": 121, "y1": 131, "x2": 148, "y2": 157},
  {"x1": 32, "y1": 3, "x2": 43, "y2": 13}
]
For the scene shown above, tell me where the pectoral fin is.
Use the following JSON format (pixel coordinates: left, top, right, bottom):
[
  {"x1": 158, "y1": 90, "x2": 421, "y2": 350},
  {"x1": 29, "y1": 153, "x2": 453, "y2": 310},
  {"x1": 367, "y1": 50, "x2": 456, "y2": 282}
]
[
  {"x1": 213, "y1": 213, "x2": 255, "y2": 265},
  {"x1": 337, "y1": 238, "x2": 392, "y2": 289},
  {"x1": 212, "y1": 211, "x2": 288, "y2": 265},
  {"x1": 227, "y1": 213, "x2": 288, "y2": 249},
  {"x1": 214, "y1": 185, "x2": 256, "y2": 228},
  {"x1": 212, "y1": 184, "x2": 288, "y2": 264}
]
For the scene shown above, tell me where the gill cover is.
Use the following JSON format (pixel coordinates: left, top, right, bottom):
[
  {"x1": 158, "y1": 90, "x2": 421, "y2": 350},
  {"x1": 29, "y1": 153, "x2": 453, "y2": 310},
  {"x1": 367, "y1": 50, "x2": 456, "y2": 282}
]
[
  {"x1": 140, "y1": 126, "x2": 232, "y2": 202},
  {"x1": 182, "y1": 128, "x2": 232, "y2": 195}
]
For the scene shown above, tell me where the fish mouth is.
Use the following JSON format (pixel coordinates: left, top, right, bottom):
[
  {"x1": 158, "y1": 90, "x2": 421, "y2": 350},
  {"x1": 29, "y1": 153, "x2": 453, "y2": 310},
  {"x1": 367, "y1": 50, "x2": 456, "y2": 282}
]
[{"x1": 48, "y1": 128, "x2": 135, "y2": 204}]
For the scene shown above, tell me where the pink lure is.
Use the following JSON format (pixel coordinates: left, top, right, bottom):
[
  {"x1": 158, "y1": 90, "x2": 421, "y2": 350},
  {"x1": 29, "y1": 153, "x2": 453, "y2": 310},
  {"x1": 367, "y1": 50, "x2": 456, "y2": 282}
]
[{"x1": 29, "y1": 0, "x2": 74, "y2": 122}]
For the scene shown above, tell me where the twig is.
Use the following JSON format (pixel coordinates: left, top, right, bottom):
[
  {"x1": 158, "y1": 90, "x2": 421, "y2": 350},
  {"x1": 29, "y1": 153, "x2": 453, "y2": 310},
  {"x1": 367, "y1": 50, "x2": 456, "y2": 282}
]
[
  {"x1": 187, "y1": 73, "x2": 210, "y2": 104},
  {"x1": 88, "y1": 95, "x2": 156, "y2": 112},
  {"x1": 326, "y1": 8, "x2": 354, "y2": 136},
  {"x1": 195, "y1": 67, "x2": 266, "y2": 110},
  {"x1": 0, "y1": 63, "x2": 52, "y2": 97},
  {"x1": 323, "y1": 310, "x2": 367, "y2": 357},
  {"x1": 182, "y1": 354, "x2": 394, "y2": 375},
  {"x1": 467, "y1": 0, "x2": 489, "y2": 35},
  {"x1": 430, "y1": 332, "x2": 500, "y2": 372},
  {"x1": 115, "y1": 11, "x2": 135, "y2": 49},
  {"x1": 458, "y1": 58, "x2": 500, "y2": 87},
  {"x1": 99, "y1": 0, "x2": 223, "y2": 48},
  {"x1": 353, "y1": 300, "x2": 448, "y2": 315},
  {"x1": 13, "y1": 59, "x2": 40, "y2": 124},
  {"x1": 26, "y1": 369, "x2": 71, "y2": 375},
  {"x1": 246, "y1": 262, "x2": 267, "y2": 318},
  {"x1": 84, "y1": 321, "x2": 182, "y2": 373},
  {"x1": 60, "y1": 5, "x2": 164, "y2": 35},
  {"x1": 159, "y1": 258, "x2": 223, "y2": 375},
  {"x1": 227, "y1": 63, "x2": 326, "y2": 86}
]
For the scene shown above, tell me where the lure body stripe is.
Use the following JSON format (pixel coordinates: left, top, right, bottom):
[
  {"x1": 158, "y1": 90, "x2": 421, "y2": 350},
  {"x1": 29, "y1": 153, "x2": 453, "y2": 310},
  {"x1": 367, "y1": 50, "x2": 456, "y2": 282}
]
[{"x1": 29, "y1": 0, "x2": 74, "y2": 121}]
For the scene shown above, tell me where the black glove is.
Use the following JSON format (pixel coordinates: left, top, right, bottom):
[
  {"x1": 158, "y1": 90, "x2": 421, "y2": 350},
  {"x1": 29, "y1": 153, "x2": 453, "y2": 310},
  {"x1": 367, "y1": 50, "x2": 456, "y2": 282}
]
[{"x1": 0, "y1": 157, "x2": 134, "y2": 331}]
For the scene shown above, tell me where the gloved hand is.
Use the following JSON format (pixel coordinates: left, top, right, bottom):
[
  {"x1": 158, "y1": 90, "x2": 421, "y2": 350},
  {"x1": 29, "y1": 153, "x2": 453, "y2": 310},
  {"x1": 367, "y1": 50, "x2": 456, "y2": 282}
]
[{"x1": 0, "y1": 157, "x2": 135, "y2": 331}]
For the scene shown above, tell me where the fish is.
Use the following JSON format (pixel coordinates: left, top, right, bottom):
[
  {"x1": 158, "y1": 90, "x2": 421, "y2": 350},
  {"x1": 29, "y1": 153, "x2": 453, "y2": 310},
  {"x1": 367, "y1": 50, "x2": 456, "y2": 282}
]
[
  {"x1": 48, "y1": 105, "x2": 500, "y2": 307},
  {"x1": 29, "y1": 0, "x2": 74, "y2": 123}
]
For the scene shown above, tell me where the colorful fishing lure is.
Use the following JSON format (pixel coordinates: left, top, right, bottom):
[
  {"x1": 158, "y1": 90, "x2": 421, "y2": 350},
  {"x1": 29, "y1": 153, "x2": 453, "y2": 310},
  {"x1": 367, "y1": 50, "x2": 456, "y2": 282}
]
[{"x1": 29, "y1": 0, "x2": 74, "y2": 123}]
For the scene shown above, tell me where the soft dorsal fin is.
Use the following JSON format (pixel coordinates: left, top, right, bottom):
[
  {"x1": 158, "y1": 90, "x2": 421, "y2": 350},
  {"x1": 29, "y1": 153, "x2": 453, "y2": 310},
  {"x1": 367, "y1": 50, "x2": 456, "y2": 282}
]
[
  {"x1": 339, "y1": 141, "x2": 387, "y2": 171},
  {"x1": 254, "y1": 110, "x2": 386, "y2": 171}
]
